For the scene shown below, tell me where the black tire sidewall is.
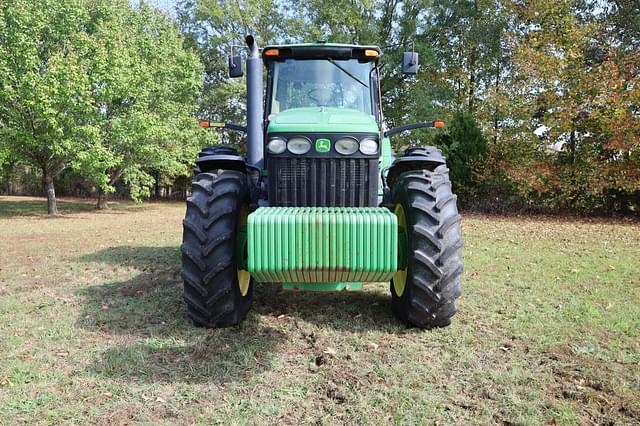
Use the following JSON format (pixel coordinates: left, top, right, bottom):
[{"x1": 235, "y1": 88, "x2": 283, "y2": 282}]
[
  {"x1": 182, "y1": 169, "x2": 253, "y2": 327},
  {"x1": 389, "y1": 167, "x2": 463, "y2": 328}
]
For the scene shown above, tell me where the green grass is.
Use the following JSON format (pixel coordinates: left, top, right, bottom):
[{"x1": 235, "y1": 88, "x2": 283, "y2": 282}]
[{"x1": 0, "y1": 196, "x2": 639, "y2": 424}]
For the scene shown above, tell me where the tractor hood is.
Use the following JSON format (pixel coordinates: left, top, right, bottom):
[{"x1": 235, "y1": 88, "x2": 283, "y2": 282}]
[{"x1": 267, "y1": 108, "x2": 379, "y2": 134}]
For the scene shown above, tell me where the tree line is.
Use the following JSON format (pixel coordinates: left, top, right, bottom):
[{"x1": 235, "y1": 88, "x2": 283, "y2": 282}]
[
  {"x1": 0, "y1": 0, "x2": 208, "y2": 214},
  {"x1": 1, "y1": 0, "x2": 638, "y2": 215}
]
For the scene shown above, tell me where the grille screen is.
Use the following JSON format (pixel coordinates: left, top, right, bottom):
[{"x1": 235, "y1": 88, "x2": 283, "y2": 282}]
[{"x1": 268, "y1": 157, "x2": 376, "y2": 207}]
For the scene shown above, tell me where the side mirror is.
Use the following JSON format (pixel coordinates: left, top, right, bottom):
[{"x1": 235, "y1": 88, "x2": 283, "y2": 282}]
[
  {"x1": 228, "y1": 54, "x2": 244, "y2": 78},
  {"x1": 402, "y1": 52, "x2": 419, "y2": 75}
]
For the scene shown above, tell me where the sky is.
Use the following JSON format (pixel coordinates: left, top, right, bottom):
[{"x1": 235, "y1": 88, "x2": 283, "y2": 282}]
[{"x1": 131, "y1": 0, "x2": 177, "y2": 17}]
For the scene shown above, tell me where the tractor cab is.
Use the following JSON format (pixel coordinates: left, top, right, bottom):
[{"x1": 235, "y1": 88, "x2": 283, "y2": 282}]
[
  {"x1": 261, "y1": 44, "x2": 383, "y2": 208},
  {"x1": 264, "y1": 45, "x2": 379, "y2": 117},
  {"x1": 182, "y1": 36, "x2": 463, "y2": 330}
]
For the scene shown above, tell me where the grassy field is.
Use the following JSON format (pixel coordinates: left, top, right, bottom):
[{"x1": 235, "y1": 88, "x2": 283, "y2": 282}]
[{"x1": 0, "y1": 195, "x2": 639, "y2": 425}]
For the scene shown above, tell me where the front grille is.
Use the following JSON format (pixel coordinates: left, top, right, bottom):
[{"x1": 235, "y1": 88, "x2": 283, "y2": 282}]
[{"x1": 268, "y1": 157, "x2": 377, "y2": 207}]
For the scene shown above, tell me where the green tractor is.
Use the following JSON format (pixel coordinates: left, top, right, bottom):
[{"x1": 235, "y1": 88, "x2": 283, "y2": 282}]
[{"x1": 182, "y1": 36, "x2": 463, "y2": 329}]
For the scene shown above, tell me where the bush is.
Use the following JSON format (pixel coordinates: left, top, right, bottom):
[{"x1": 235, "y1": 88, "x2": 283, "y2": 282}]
[{"x1": 434, "y1": 112, "x2": 488, "y2": 191}]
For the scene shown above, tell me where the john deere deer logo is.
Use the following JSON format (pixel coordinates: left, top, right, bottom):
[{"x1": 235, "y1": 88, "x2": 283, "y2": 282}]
[{"x1": 315, "y1": 138, "x2": 331, "y2": 153}]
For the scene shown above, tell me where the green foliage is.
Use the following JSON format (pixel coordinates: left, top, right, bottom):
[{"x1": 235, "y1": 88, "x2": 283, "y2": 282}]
[
  {"x1": 434, "y1": 112, "x2": 487, "y2": 189},
  {"x1": 75, "y1": 2, "x2": 205, "y2": 202},
  {"x1": 0, "y1": 142, "x2": 11, "y2": 175},
  {"x1": 0, "y1": 0, "x2": 205, "y2": 210},
  {"x1": 0, "y1": 0, "x2": 99, "y2": 177},
  {"x1": 177, "y1": 0, "x2": 303, "y2": 147},
  {"x1": 1, "y1": 0, "x2": 638, "y2": 214}
]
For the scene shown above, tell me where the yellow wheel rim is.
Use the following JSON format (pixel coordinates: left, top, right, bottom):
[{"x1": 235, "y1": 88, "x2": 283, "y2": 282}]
[
  {"x1": 237, "y1": 269, "x2": 251, "y2": 296},
  {"x1": 237, "y1": 205, "x2": 251, "y2": 296},
  {"x1": 393, "y1": 203, "x2": 408, "y2": 297}
]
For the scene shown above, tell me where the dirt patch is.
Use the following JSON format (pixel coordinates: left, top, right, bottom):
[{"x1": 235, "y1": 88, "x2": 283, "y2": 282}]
[{"x1": 545, "y1": 345, "x2": 640, "y2": 424}]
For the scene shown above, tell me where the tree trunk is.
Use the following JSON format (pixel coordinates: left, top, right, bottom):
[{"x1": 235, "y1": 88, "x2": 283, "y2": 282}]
[
  {"x1": 467, "y1": 0, "x2": 479, "y2": 113},
  {"x1": 96, "y1": 188, "x2": 109, "y2": 210},
  {"x1": 468, "y1": 68, "x2": 476, "y2": 112},
  {"x1": 154, "y1": 170, "x2": 160, "y2": 199},
  {"x1": 468, "y1": 47, "x2": 478, "y2": 112},
  {"x1": 44, "y1": 171, "x2": 59, "y2": 216},
  {"x1": 96, "y1": 169, "x2": 125, "y2": 209},
  {"x1": 569, "y1": 130, "x2": 577, "y2": 164},
  {"x1": 493, "y1": 61, "x2": 501, "y2": 145}
]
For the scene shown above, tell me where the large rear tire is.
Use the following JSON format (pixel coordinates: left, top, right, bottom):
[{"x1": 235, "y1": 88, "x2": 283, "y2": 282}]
[
  {"x1": 181, "y1": 170, "x2": 253, "y2": 328},
  {"x1": 390, "y1": 166, "x2": 463, "y2": 328}
]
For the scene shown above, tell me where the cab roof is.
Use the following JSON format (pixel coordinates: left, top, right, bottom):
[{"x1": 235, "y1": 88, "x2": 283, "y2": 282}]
[{"x1": 261, "y1": 42, "x2": 382, "y2": 62}]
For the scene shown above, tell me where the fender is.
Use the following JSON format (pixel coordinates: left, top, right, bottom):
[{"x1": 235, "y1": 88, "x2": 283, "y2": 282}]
[
  {"x1": 386, "y1": 147, "x2": 446, "y2": 189},
  {"x1": 194, "y1": 146, "x2": 247, "y2": 174},
  {"x1": 193, "y1": 145, "x2": 263, "y2": 204}
]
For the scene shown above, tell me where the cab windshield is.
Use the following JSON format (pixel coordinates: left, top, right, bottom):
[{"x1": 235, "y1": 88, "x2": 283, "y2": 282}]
[{"x1": 269, "y1": 59, "x2": 374, "y2": 115}]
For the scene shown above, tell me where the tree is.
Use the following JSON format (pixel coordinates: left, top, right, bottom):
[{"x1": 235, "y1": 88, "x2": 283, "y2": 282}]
[
  {"x1": 78, "y1": 2, "x2": 205, "y2": 209},
  {"x1": 581, "y1": 0, "x2": 640, "y2": 211},
  {"x1": 0, "y1": 0, "x2": 100, "y2": 215},
  {"x1": 434, "y1": 111, "x2": 487, "y2": 189},
  {"x1": 175, "y1": 0, "x2": 639, "y2": 214},
  {"x1": 602, "y1": 0, "x2": 640, "y2": 53},
  {"x1": 0, "y1": 0, "x2": 205, "y2": 212},
  {"x1": 421, "y1": 0, "x2": 507, "y2": 114},
  {"x1": 0, "y1": 137, "x2": 13, "y2": 192},
  {"x1": 177, "y1": 0, "x2": 303, "y2": 148}
]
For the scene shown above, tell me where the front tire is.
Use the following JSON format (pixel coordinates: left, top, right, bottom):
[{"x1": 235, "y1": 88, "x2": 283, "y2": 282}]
[
  {"x1": 181, "y1": 170, "x2": 253, "y2": 328},
  {"x1": 390, "y1": 166, "x2": 463, "y2": 328}
]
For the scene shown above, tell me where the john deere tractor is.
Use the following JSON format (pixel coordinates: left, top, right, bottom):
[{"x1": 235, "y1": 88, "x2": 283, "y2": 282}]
[{"x1": 182, "y1": 36, "x2": 463, "y2": 329}]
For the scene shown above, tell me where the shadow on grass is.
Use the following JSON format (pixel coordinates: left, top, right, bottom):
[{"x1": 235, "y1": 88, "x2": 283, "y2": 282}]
[
  {"x1": 0, "y1": 197, "x2": 146, "y2": 218},
  {"x1": 79, "y1": 245, "x2": 400, "y2": 334},
  {"x1": 76, "y1": 266, "x2": 289, "y2": 384},
  {"x1": 254, "y1": 284, "x2": 397, "y2": 332},
  {"x1": 0, "y1": 197, "x2": 96, "y2": 217},
  {"x1": 79, "y1": 245, "x2": 181, "y2": 271},
  {"x1": 78, "y1": 245, "x2": 403, "y2": 383}
]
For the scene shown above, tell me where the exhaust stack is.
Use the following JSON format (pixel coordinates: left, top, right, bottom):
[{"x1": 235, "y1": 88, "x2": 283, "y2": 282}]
[{"x1": 245, "y1": 35, "x2": 264, "y2": 169}]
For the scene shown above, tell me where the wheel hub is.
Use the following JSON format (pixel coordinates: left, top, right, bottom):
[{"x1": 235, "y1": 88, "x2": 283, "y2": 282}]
[
  {"x1": 393, "y1": 203, "x2": 408, "y2": 297},
  {"x1": 237, "y1": 205, "x2": 251, "y2": 296}
]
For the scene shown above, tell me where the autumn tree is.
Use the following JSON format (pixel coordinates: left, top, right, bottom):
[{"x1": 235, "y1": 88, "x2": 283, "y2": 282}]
[{"x1": 582, "y1": 0, "x2": 640, "y2": 211}]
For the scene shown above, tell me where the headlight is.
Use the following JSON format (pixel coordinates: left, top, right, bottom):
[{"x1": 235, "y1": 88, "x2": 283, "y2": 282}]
[
  {"x1": 267, "y1": 137, "x2": 286, "y2": 154},
  {"x1": 335, "y1": 137, "x2": 359, "y2": 155},
  {"x1": 359, "y1": 138, "x2": 378, "y2": 155},
  {"x1": 287, "y1": 136, "x2": 311, "y2": 155}
]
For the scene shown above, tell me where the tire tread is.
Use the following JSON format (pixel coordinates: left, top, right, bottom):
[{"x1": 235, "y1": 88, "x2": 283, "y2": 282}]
[
  {"x1": 181, "y1": 171, "x2": 252, "y2": 328},
  {"x1": 390, "y1": 168, "x2": 463, "y2": 329}
]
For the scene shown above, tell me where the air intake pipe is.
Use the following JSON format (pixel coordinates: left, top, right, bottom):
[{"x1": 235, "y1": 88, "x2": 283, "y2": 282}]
[{"x1": 245, "y1": 35, "x2": 264, "y2": 169}]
